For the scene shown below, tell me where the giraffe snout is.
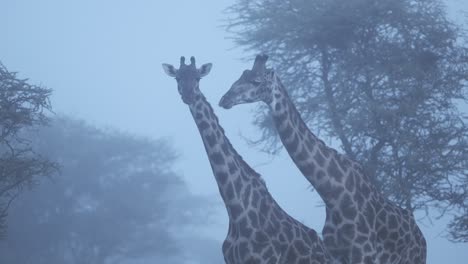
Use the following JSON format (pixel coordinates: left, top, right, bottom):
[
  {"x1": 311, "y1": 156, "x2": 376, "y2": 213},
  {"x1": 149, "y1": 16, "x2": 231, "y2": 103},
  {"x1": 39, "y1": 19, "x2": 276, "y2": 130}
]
[{"x1": 219, "y1": 95, "x2": 233, "y2": 109}]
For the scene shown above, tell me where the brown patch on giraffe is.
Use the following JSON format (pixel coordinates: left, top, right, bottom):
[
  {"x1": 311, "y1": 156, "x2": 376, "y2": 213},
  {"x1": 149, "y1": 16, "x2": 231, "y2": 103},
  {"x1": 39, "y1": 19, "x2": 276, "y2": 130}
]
[
  {"x1": 251, "y1": 190, "x2": 260, "y2": 208},
  {"x1": 274, "y1": 111, "x2": 288, "y2": 124},
  {"x1": 331, "y1": 211, "x2": 342, "y2": 226},
  {"x1": 240, "y1": 217, "x2": 254, "y2": 237},
  {"x1": 318, "y1": 144, "x2": 331, "y2": 158},
  {"x1": 379, "y1": 253, "x2": 390, "y2": 263},
  {"x1": 357, "y1": 215, "x2": 370, "y2": 234},
  {"x1": 210, "y1": 151, "x2": 225, "y2": 165},
  {"x1": 239, "y1": 241, "x2": 249, "y2": 259},
  {"x1": 314, "y1": 150, "x2": 326, "y2": 167},
  {"x1": 198, "y1": 120, "x2": 210, "y2": 131},
  {"x1": 299, "y1": 163, "x2": 315, "y2": 176},
  {"x1": 217, "y1": 171, "x2": 228, "y2": 185},
  {"x1": 242, "y1": 185, "x2": 251, "y2": 208},
  {"x1": 351, "y1": 246, "x2": 363, "y2": 263},
  {"x1": 225, "y1": 182, "x2": 236, "y2": 202},
  {"x1": 228, "y1": 203, "x2": 242, "y2": 219},
  {"x1": 340, "y1": 223, "x2": 356, "y2": 241},
  {"x1": 378, "y1": 227, "x2": 388, "y2": 240},
  {"x1": 327, "y1": 158, "x2": 344, "y2": 182},
  {"x1": 286, "y1": 133, "x2": 300, "y2": 153},
  {"x1": 311, "y1": 171, "x2": 324, "y2": 183},
  {"x1": 377, "y1": 210, "x2": 388, "y2": 224},
  {"x1": 296, "y1": 147, "x2": 309, "y2": 161},
  {"x1": 281, "y1": 123, "x2": 293, "y2": 137},
  {"x1": 355, "y1": 235, "x2": 368, "y2": 244},
  {"x1": 227, "y1": 161, "x2": 238, "y2": 174},
  {"x1": 320, "y1": 181, "x2": 344, "y2": 201},
  {"x1": 345, "y1": 171, "x2": 355, "y2": 192},
  {"x1": 234, "y1": 175, "x2": 243, "y2": 194},
  {"x1": 202, "y1": 107, "x2": 210, "y2": 118},
  {"x1": 294, "y1": 240, "x2": 309, "y2": 255},
  {"x1": 285, "y1": 247, "x2": 299, "y2": 262},
  {"x1": 206, "y1": 133, "x2": 216, "y2": 147},
  {"x1": 340, "y1": 193, "x2": 358, "y2": 220},
  {"x1": 260, "y1": 197, "x2": 269, "y2": 214},
  {"x1": 388, "y1": 215, "x2": 399, "y2": 229}
]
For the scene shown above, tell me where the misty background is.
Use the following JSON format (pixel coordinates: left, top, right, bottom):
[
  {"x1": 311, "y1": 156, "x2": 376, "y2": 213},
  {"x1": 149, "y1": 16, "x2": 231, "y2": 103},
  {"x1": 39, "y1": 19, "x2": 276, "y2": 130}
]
[{"x1": 1, "y1": 0, "x2": 467, "y2": 263}]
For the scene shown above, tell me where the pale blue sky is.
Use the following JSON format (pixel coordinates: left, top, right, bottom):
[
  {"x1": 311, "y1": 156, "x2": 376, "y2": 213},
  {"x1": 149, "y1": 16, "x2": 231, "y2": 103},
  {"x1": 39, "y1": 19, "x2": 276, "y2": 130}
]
[{"x1": 2, "y1": 0, "x2": 467, "y2": 263}]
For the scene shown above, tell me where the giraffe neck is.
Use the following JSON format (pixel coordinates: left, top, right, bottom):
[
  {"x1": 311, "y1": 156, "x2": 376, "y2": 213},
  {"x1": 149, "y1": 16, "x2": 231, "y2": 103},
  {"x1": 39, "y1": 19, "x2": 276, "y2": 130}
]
[
  {"x1": 188, "y1": 93, "x2": 267, "y2": 219},
  {"x1": 267, "y1": 74, "x2": 355, "y2": 208}
]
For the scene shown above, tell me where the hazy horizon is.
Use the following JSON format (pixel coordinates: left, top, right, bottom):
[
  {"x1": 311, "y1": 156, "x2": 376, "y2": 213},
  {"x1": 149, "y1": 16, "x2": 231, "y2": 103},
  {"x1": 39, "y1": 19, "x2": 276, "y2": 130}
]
[{"x1": 2, "y1": 0, "x2": 468, "y2": 263}]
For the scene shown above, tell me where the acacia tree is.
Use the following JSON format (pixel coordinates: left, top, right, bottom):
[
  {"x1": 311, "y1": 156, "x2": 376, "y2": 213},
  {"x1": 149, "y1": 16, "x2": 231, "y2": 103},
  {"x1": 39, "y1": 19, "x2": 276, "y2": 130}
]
[
  {"x1": 0, "y1": 62, "x2": 57, "y2": 237},
  {"x1": 0, "y1": 117, "x2": 221, "y2": 263},
  {"x1": 226, "y1": 0, "x2": 468, "y2": 241}
]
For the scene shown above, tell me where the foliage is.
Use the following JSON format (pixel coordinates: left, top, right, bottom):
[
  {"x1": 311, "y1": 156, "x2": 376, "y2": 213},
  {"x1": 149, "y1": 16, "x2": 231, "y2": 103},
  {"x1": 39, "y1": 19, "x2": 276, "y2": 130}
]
[
  {"x1": 0, "y1": 117, "x2": 220, "y2": 263},
  {"x1": 0, "y1": 62, "x2": 57, "y2": 237},
  {"x1": 226, "y1": 0, "x2": 468, "y2": 241}
]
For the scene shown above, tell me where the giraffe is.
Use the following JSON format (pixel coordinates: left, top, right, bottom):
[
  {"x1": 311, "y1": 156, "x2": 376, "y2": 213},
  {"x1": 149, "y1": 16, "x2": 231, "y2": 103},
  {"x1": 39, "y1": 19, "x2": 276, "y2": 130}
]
[
  {"x1": 219, "y1": 54, "x2": 427, "y2": 264},
  {"x1": 162, "y1": 56, "x2": 333, "y2": 264}
]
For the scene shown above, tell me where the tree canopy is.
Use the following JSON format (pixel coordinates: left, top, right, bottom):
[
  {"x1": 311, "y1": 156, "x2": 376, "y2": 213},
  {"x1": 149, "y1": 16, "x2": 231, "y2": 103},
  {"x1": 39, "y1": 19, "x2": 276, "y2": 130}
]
[
  {"x1": 226, "y1": 0, "x2": 468, "y2": 241},
  {"x1": 0, "y1": 117, "x2": 221, "y2": 263},
  {"x1": 0, "y1": 62, "x2": 57, "y2": 237}
]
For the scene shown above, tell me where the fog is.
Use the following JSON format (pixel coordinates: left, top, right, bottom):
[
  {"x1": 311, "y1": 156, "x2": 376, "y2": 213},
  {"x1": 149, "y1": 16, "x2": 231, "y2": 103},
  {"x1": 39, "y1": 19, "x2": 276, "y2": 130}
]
[{"x1": 1, "y1": 0, "x2": 467, "y2": 263}]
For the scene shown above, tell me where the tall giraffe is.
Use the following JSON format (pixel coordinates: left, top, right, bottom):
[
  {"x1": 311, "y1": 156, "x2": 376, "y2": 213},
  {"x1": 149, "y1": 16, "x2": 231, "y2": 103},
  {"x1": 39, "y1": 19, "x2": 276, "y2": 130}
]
[
  {"x1": 219, "y1": 54, "x2": 427, "y2": 264},
  {"x1": 162, "y1": 56, "x2": 333, "y2": 264}
]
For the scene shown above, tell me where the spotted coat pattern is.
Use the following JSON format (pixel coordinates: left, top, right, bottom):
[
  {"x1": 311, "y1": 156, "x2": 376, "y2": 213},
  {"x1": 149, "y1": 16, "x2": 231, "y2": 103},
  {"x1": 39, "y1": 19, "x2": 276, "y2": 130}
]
[
  {"x1": 163, "y1": 56, "x2": 333, "y2": 264},
  {"x1": 219, "y1": 55, "x2": 427, "y2": 264}
]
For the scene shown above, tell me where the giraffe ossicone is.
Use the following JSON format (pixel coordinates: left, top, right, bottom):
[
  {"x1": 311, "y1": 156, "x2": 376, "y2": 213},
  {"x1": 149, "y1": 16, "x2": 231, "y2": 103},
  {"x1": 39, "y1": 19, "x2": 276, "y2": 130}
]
[
  {"x1": 220, "y1": 54, "x2": 427, "y2": 264},
  {"x1": 163, "y1": 56, "x2": 333, "y2": 263}
]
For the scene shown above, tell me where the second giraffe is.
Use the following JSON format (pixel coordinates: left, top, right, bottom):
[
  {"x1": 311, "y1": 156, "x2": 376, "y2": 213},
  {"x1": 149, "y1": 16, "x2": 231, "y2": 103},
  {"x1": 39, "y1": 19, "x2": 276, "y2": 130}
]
[{"x1": 219, "y1": 54, "x2": 427, "y2": 264}]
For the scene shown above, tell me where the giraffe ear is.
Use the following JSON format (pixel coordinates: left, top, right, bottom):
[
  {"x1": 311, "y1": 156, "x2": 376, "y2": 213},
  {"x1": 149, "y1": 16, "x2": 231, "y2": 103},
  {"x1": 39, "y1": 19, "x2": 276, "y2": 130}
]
[
  {"x1": 162, "y1": 64, "x2": 177, "y2": 77},
  {"x1": 199, "y1": 63, "x2": 212, "y2": 77}
]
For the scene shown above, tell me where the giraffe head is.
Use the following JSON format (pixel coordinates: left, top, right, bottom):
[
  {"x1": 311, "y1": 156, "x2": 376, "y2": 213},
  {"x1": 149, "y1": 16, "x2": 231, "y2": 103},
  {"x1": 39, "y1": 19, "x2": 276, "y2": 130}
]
[
  {"x1": 219, "y1": 54, "x2": 274, "y2": 109},
  {"x1": 162, "y1": 56, "x2": 212, "y2": 104}
]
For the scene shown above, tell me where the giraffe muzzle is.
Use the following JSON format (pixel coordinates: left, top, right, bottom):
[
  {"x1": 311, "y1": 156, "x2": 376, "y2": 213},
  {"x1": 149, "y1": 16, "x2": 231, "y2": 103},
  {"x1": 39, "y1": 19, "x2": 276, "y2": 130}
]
[{"x1": 219, "y1": 95, "x2": 233, "y2": 109}]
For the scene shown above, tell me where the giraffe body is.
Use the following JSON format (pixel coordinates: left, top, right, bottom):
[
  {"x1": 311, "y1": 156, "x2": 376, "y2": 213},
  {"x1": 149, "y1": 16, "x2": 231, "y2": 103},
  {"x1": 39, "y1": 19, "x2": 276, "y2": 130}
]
[
  {"x1": 163, "y1": 56, "x2": 333, "y2": 264},
  {"x1": 219, "y1": 55, "x2": 427, "y2": 264}
]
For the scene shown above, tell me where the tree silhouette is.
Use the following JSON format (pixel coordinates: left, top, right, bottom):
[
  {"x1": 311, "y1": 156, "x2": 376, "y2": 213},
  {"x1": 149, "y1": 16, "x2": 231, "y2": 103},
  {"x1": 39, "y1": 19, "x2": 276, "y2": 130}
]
[
  {"x1": 0, "y1": 117, "x2": 220, "y2": 263},
  {"x1": 0, "y1": 62, "x2": 57, "y2": 237}
]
